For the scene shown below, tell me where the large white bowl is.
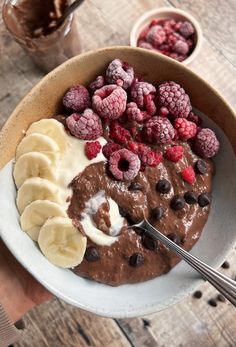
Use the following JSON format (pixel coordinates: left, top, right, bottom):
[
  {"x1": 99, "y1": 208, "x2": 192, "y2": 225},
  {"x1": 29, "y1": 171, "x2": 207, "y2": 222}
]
[{"x1": 0, "y1": 47, "x2": 236, "y2": 318}]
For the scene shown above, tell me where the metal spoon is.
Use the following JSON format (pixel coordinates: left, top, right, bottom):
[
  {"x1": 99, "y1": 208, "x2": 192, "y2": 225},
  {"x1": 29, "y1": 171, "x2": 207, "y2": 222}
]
[
  {"x1": 54, "y1": 0, "x2": 85, "y2": 28},
  {"x1": 132, "y1": 219, "x2": 236, "y2": 306}
]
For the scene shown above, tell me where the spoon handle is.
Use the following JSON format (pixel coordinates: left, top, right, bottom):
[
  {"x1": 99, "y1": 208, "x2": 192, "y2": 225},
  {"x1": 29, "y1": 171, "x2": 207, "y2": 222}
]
[
  {"x1": 134, "y1": 219, "x2": 236, "y2": 306},
  {"x1": 57, "y1": 0, "x2": 85, "y2": 25}
]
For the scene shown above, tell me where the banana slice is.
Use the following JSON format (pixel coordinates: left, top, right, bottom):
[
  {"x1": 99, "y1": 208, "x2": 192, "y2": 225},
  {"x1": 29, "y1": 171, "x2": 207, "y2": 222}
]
[
  {"x1": 26, "y1": 119, "x2": 68, "y2": 153},
  {"x1": 13, "y1": 152, "x2": 56, "y2": 188},
  {"x1": 21, "y1": 200, "x2": 67, "y2": 241},
  {"x1": 38, "y1": 217, "x2": 87, "y2": 268},
  {"x1": 17, "y1": 177, "x2": 62, "y2": 214},
  {"x1": 16, "y1": 133, "x2": 60, "y2": 159}
]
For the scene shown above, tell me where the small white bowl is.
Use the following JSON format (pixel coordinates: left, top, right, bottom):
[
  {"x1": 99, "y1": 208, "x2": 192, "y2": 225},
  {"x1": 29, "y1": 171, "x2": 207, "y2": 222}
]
[{"x1": 130, "y1": 7, "x2": 203, "y2": 65}]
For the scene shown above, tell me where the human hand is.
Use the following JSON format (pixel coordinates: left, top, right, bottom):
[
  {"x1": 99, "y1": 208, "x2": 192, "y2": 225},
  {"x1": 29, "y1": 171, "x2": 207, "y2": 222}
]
[{"x1": 0, "y1": 239, "x2": 52, "y2": 322}]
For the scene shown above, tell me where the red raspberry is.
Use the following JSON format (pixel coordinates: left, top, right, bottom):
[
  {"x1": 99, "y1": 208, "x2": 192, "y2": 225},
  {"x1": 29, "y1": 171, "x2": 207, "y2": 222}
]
[
  {"x1": 66, "y1": 109, "x2": 103, "y2": 140},
  {"x1": 85, "y1": 141, "x2": 102, "y2": 160},
  {"x1": 143, "y1": 116, "x2": 175, "y2": 144},
  {"x1": 109, "y1": 149, "x2": 141, "y2": 181},
  {"x1": 149, "y1": 19, "x2": 159, "y2": 27},
  {"x1": 92, "y1": 85, "x2": 127, "y2": 120},
  {"x1": 157, "y1": 81, "x2": 191, "y2": 118},
  {"x1": 63, "y1": 85, "x2": 91, "y2": 113},
  {"x1": 146, "y1": 25, "x2": 166, "y2": 47},
  {"x1": 144, "y1": 94, "x2": 157, "y2": 116},
  {"x1": 174, "y1": 40, "x2": 189, "y2": 55},
  {"x1": 138, "y1": 41, "x2": 153, "y2": 50},
  {"x1": 174, "y1": 118, "x2": 197, "y2": 141},
  {"x1": 194, "y1": 128, "x2": 220, "y2": 158},
  {"x1": 126, "y1": 102, "x2": 150, "y2": 123},
  {"x1": 181, "y1": 166, "x2": 196, "y2": 184},
  {"x1": 187, "y1": 111, "x2": 202, "y2": 126},
  {"x1": 110, "y1": 121, "x2": 131, "y2": 145},
  {"x1": 157, "y1": 106, "x2": 169, "y2": 117},
  {"x1": 138, "y1": 26, "x2": 150, "y2": 40},
  {"x1": 131, "y1": 81, "x2": 156, "y2": 110},
  {"x1": 102, "y1": 142, "x2": 122, "y2": 159},
  {"x1": 89, "y1": 75, "x2": 105, "y2": 93},
  {"x1": 127, "y1": 141, "x2": 162, "y2": 168},
  {"x1": 162, "y1": 19, "x2": 177, "y2": 35},
  {"x1": 165, "y1": 145, "x2": 184, "y2": 162},
  {"x1": 106, "y1": 59, "x2": 134, "y2": 90},
  {"x1": 178, "y1": 21, "x2": 195, "y2": 38}
]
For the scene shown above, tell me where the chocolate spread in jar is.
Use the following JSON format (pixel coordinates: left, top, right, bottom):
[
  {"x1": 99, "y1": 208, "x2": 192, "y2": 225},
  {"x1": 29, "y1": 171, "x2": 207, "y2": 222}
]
[
  {"x1": 68, "y1": 142, "x2": 214, "y2": 286},
  {"x1": 2, "y1": 0, "x2": 82, "y2": 71}
]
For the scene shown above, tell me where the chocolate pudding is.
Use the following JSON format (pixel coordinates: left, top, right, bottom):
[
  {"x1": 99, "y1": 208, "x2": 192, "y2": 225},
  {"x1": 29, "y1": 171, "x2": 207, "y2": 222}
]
[
  {"x1": 2, "y1": 0, "x2": 82, "y2": 71},
  {"x1": 69, "y1": 142, "x2": 214, "y2": 286}
]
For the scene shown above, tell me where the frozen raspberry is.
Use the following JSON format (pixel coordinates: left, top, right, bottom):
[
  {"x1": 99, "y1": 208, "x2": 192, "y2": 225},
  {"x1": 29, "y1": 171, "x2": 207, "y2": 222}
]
[
  {"x1": 162, "y1": 19, "x2": 177, "y2": 35},
  {"x1": 157, "y1": 81, "x2": 191, "y2": 118},
  {"x1": 109, "y1": 149, "x2": 141, "y2": 181},
  {"x1": 144, "y1": 94, "x2": 157, "y2": 116},
  {"x1": 181, "y1": 166, "x2": 196, "y2": 184},
  {"x1": 102, "y1": 142, "x2": 121, "y2": 159},
  {"x1": 174, "y1": 40, "x2": 189, "y2": 55},
  {"x1": 106, "y1": 59, "x2": 134, "y2": 90},
  {"x1": 126, "y1": 102, "x2": 150, "y2": 123},
  {"x1": 157, "y1": 106, "x2": 169, "y2": 117},
  {"x1": 89, "y1": 75, "x2": 105, "y2": 93},
  {"x1": 127, "y1": 141, "x2": 162, "y2": 167},
  {"x1": 66, "y1": 109, "x2": 102, "y2": 140},
  {"x1": 143, "y1": 116, "x2": 175, "y2": 144},
  {"x1": 138, "y1": 26, "x2": 150, "y2": 40},
  {"x1": 149, "y1": 19, "x2": 159, "y2": 27},
  {"x1": 85, "y1": 141, "x2": 102, "y2": 160},
  {"x1": 165, "y1": 145, "x2": 184, "y2": 162},
  {"x1": 187, "y1": 111, "x2": 202, "y2": 126},
  {"x1": 146, "y1": 25, "x2": 166, "y2": 47},
  {"x1": 174, "y1": 118, "x2": 197, "y2": 141},
  {"x1": 63, "y1": 85, "x2": 91, "y2": 113},
  {"x1": 138, "y1": 41, "x2": 153, "y2": 50},
  {"x1": 110, "y1": 121, "x2": 131, "y2": 145},
  {"x1": 179, "y1": 21, "x2": 195, "y2": 38},
  {"x1": 92, "y1": 84, "x2": 127, "y2": 120},
  {"x1": 131, "y1": 81, "x2": 156, "y2": 110},
  {"x1": 194, "y1": 128, "x2": 220, "y2": 158}
]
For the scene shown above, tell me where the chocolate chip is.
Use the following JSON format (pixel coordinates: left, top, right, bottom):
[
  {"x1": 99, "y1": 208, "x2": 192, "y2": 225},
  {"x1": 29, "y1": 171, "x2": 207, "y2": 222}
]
[
  {"x1": 128, "y1": 182, "x2": 142, "y2": 191},
  {"x1": 195, "y1": 159, "x2": 207, "y2": 174},
  {"x1": 129, "y1": 253, "x2": 144, "y2": 267},
  {"x1": 85, "y1": 247, "x2": 100, "y2": 262},
  {"x1": 193, "y1": 290, "x2": 202, "y2": 299},
  {"x1": 156, "y1": 179, "x2": 171, "y2": 194},
  {"x1": 151, "y1": 207, "x2": 164, "y2": 220},
  {"x1": 184, "y1": 191, "x2": 198, "y2": 205},
  {"x1": 208, "y1": 298, "x2": 217, "y2": 307},
  {"x1": 221, "y1": 261, "x2": 230, "y2": 269},
  {"x1": 170, "y1": 196, "x2": 185, "y2": 210},
  {"x1": 167, "y1": 233, "x2": 181, "y2": 244},
  {"x1": 198, "y1": 193, "x2": 211, "y2": 207},
  {"x1": 217, "y1": 294, "x2": 226, "y2": 302},
  {"x1": 141, "y1": 234, "x2": 158, "y2": 250}
]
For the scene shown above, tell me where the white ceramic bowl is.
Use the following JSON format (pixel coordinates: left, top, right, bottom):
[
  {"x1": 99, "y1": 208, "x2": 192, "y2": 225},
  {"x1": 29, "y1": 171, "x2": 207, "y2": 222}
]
[{"x1": 130, "y1": 7, "x2": 203, "y2": 65}]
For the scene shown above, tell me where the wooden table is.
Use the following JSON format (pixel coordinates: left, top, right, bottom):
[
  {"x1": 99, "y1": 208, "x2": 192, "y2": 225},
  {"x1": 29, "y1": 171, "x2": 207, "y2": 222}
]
[{"x1": 1, "y1": 0, "x2": 236, "y2": 346}]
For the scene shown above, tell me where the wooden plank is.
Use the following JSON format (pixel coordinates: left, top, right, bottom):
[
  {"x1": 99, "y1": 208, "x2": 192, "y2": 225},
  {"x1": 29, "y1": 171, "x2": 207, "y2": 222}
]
[{"x1": 169, "y1": 0, "x2": 236, "y2": 68}]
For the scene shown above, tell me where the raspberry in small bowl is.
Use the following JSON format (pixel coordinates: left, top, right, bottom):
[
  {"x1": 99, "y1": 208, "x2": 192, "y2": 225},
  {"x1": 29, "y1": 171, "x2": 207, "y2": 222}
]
[{"x1": 130, "y1": 7, "x2": 203, "y2": 65}]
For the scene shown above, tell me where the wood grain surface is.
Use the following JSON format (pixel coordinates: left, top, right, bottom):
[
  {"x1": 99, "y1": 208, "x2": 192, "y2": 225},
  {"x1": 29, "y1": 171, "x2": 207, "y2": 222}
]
[{"x1": 0, "y1": 0, "x2": 236, "y2": 346}]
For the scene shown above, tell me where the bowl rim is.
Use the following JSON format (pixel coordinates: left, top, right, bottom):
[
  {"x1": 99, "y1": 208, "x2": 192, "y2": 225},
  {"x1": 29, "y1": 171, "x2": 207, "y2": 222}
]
[
  {"x1": 129, "y1": 7, "x2": 203, "y2": 65},
  {"x1": 1, "y1": 46, "x2": 236, "y2": 317}
]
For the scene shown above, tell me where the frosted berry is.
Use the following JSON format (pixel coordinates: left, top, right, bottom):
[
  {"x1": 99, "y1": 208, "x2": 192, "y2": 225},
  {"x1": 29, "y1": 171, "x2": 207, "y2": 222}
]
[
  {"x1": 179, "y1": 21, "x2": 195, "y2": 38},
  {"x1": 138, "y1": 41, "x2": 153, "y2": 50},
  {"x1": 66, "y1": 109, "x2": 103, "y2": 140},
  {"x1": 126, "y1": 102, "x2": 150, "y2": 123},
  {"x1": 187, "y1": 111, "x2": 202, "y2": 125},
  {"x1": 131, "y1": 81, "x2": 156, "y2": 111},
  {"x1": 174, "y1": 40, "x2": 189, "y2": 55},
  {"x1": 143, "y1": 116, "x2": 175, "y2": 144},
  {"x1": 157, "y1": 81, "x2": 191, "y2": 118},
  {"x1": 89, "y1": 75, "x2": 105, "y2": 93},
  {"x1": 106, "y1": 59, "x2": 134, "y2": 89},
  {"x1": 110, "y1": 121, "x2": 131, "y2": 145},
  {"x1": 92, "y1": 84, "x2": 127, "y2": 120},
  {"x1": 194, "y1": 128, "x2": 220, "y2": 158},
  {"x1": 165, "y1": 145, "x2": 184, "y2": 162},
  {"x1": 127, "y1": 141, "x2": 162, "y2": 168},
  {"x1": 181, "y1": 166, "x2": 196, "y2": 184},
  {"x1": 85, "y1": 141, "x2": 102, "y2": 160},
  {"x1": 102, "y1": 142, "x2": 122, "y2": 159},
  {"x1": 146, "y1": 25, "x2": 166, "y2": 47},
  {"x1": 63, "y1": 85, "x2": 91, "y2": 113},
  {"x1": 109, "y1": 149, "x2": 141, "y2": 181},
  {"x1": 174, "y1": 118, "x2": 197, "y2": 140},
  {"x1": 157, "y1": 106, "x2": 169, "y2": 117}
]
